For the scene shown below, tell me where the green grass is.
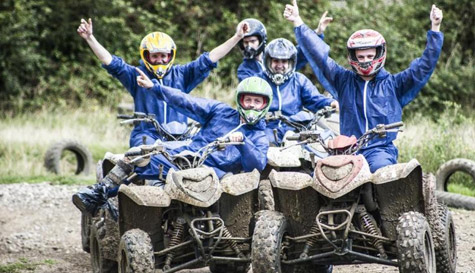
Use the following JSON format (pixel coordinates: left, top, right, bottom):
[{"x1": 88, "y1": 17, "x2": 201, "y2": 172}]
[{"x1": 0, "y1": 258, "x2": 56, "y2": 273}]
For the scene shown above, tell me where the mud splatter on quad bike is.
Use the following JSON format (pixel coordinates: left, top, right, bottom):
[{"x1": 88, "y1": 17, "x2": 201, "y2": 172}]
[
  {"x1": 85, "y1": 138, "x2": 260, "y2": 273},
  {"x1": 252, "y1": 122, "x2": 457, "y2": 273}
]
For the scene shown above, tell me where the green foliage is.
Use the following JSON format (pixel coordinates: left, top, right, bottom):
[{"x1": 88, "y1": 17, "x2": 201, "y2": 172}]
[{"x1": 0, "y1": 0, "x2": 473, "y2": 117}]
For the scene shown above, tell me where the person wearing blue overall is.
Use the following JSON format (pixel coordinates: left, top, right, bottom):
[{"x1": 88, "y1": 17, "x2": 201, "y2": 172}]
[
  {"x1": 77, "y1": 18, "x2": 249, "y2": 147},
  {"x1": 257, "y1": 38, "x2": 338, "y2": 145},
  {"x1": 236, "y1": 14, "x2": 337, "y2": 98},
  {"x1": 284, "y1": 0, "x2": 444, "y2": 172},
  {"x1": 72, "y1": 77, "x2": 273, "y2": 215}
]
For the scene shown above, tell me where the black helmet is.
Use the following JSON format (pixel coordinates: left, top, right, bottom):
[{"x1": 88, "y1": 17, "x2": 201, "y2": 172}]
[
  {"x1": 263, "y1": 38, "x2": 297, "y2": 85},
  {"x1": 238, "y1": 18, "x2": 267, "y2": 59}
]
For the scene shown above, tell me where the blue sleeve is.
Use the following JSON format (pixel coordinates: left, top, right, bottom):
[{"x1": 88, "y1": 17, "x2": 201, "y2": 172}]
[
  {"x1": 294, "y1": 24, "x2": 345, "y2": 99},
  {"x1": 295, "y1": 33, "x2": 323, "y2": 71},
  {"x1": 237, "y1": 59, "x2": 263, "y2": 82},
  {"x1": 102, "y1": 56, "x2": 138, "y2": 96},
  {"x1": 237, "y1": 132, "x2": 269, "y2": 172},
  {"x1": 394, "y1": 31, "x2": 444, "y2": 107},
  {"x1": 298, "y1": 74, "x2": 334, "y2": 111},
  {"x1": 176, "y1": 52, "x2": 218, "y2": 93},
  {"x1": 149, "y1": 84, "x2": 221, "y2": 124}
]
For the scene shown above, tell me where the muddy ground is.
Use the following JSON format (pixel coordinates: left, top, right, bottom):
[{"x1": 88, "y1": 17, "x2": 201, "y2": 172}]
[{"x1": 0, "y1": 182, "x2": 474, "y2": 273}]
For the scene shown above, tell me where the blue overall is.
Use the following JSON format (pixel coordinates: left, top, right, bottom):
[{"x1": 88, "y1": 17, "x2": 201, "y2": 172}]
[
  {"x1": 102, "y1": 53, "x2": 217, "y2": 147},
  {"x1": 134, "y1": 84, "x2": 269, "y2": 180},
  {"x1": 295, "y1": 24, "x2": 444, "y2": 172}
]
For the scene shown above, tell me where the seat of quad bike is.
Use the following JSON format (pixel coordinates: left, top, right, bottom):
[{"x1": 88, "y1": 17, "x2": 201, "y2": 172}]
[{"x1": 327, "y1": 135, "x2": 357, "y2": 150}]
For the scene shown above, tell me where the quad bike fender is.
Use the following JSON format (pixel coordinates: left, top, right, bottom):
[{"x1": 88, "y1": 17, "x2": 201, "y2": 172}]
[
  {"x1": 220, "y1": 169, "x2": 260, "y2": 196},
  {"x1": 370, "y1": 159, "x2": 421, "y2": 185},
  {"x1": 268, "y1": 169, "x2": 314, "y2": 190},
  {"x1": 313, "y1": 154, "x2": 372, "y2": 199},
  {"x1": 164, "y1": 167, "x2": 222, "y2": 207},
  {"x1": 267, "y1": 146, "x2": 303, "y2": 167},
  {"x1": 118, "y1": 184, "x2": 171, "y2": 207}
]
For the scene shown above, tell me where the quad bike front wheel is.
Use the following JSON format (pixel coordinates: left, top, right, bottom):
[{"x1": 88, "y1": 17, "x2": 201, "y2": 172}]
[
  {"x1": 81, "y1": 213, "x2": 91, "y2": 253},
  {"x1": 44, "y1": 139, "x2": 93, "y2": 175},
  {"x1": 396, "y1": 212, "x2": 436, "y2": 273},
  {"x1": 258, "y1": 179, "x2": 275, "y2": 211},
  {"x1": 90, "y1": 219, "x2": 118, "y2": 273},
  {"x1": 118, "y1": 229, "x2": 155, "y2": 273},
  {"x1": 433, "y1": 204, "x2": 457, "y2": 273}
]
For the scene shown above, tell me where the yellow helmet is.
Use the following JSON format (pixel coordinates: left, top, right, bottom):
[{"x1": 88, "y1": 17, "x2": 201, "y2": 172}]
[{"x1": 139, "y1": 32, "x2": 177, "y2": 79}]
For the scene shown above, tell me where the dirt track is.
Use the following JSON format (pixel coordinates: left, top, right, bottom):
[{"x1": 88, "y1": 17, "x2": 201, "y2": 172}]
[{"x1": 1, "y1": 182, "x2": 474, "y2": 273}]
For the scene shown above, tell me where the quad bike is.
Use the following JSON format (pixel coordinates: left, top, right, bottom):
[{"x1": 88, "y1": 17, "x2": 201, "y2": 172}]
[
  {"x1": 86, "y1": 138, "x2": 260, "y2": 273},
  {"x1": 252, "y1": 122, "x2": 457, "y2": 273},
  {"x1": 81, "y1": 112, "x2": 200, "y2": 256}
]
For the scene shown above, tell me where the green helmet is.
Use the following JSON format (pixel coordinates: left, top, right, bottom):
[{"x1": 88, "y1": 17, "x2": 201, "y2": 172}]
[{"x1": 236, "y1": 77, "x2": 273, "y2": 125}]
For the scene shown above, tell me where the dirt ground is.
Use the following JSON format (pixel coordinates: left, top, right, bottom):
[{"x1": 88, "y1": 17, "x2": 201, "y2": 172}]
[{"x1": 1, "y1": 182, "x2": 474, "y2": 273}]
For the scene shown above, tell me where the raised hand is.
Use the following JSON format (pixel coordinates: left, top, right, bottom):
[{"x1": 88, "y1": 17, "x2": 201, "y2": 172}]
[
  {"x1": 283, "y1": 0, "x2": 299, "y2": 22},
  {"x1": 136, "y1": 67, "x2": 154, "y2": 89},
  {"x1": 315, "y1": 11, "x2": 333, "y2": 35},
  {"x1": 236, "y1": 21, "x2": 249, "y2": 39},
  {"x1": 77, "y1": 18, "x2": 93, "y2": 40},
  {"x1": 430, "y1": 4, "x2": 443, "y2": 30}
]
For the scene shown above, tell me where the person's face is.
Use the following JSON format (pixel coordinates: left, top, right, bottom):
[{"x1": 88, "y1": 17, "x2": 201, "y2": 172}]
[
  {"x1": 271, "y1": 58, "x2": 289, "y2": 74},
  {"x1": 148, "y1": 52, "x2": 171, "y2": 65},
  {"x1": 355, "y1": 48, "x2": 376, "y2": 63},
  {"x1": 243, "y1": 36, "x2": 260, "y2": 50},
  {"x1": 242, "y1": 94, "x2": 265, "y2": 110}
]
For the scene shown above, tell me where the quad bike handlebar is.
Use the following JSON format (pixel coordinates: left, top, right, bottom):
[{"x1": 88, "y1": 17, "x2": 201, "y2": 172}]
[
  {"x1": 266, "y1": 107, "x2": 336, "y2": 133},
  {"x1": 118, "y1": 112, "x2": 200, "y2": 141},
  {"x1": 287, "y1": 121, "x2": 404, "y2": 155}
]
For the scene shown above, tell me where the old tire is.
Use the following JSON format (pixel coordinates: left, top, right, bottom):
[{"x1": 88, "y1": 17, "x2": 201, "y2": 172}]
[
  {"x1": 118, "y1": 229, "x2": 155, "y2": 273},
  {"x1": 433, "y1": 204, "x2": 457, "y2": 273},
  {"x1": 251, "y1": 210, "x2": 292, "y2": 273},
  {"x1": 396, "y1": 212, "x2": 436, "y2": 273},
  {"x1": 436, "y1": 191, "x2": 475, "y2": 210},
  {"x1": 81, "y1": 213, "x2": 91, "y2": 253},
  {"x1": 44, "y1": 139, "x2": 92, "y2": 175},
  {"x1": 90, "y1": 219, "x2": 118, "y2": 273},
  {"x1": 258, "y1": 180, "x2": 275, "y2": 211},
  {"x1": 436, "y1": 158, "x2": 475, "y2": 191}
]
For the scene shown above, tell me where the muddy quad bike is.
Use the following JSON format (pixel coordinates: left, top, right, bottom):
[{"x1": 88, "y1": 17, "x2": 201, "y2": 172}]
[
  {"x1": 252, "y1": 122, "x2": 457, "y2": 273},
  {"x1": 81, "y1": 113, "x2": 199, "y2": 257},
  {"x1": 89, "y1": 139, "x2": 260, "y2": 273}
]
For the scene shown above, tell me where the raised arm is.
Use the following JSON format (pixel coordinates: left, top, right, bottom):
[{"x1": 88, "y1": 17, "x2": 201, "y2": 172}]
[
  {"x1": 77, "y1": 18, "x2": 112, "y2": 65},
  {"x1": 208, "y1": 21, "x2": 249, "y2": 63},
  {"x1": 394, "y1": 5, "x2": 444, "y2": 107},
  {"x1": 136, "y1": 68, "x2": 219, "y2": 123}
]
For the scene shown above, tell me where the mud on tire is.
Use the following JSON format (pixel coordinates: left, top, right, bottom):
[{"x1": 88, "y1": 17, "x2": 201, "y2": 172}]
[
  {"x1": 251, "y1": 210, "x2": 288, "y2": 273},
  {"x1": 81, "y1": 213, "x2": 91, "y2": 253},
  {"x1": 432, "y1": 204, "x2": 457, "y2": 273},
  {"x1": 436, "y1": 191, "x2": 475, "y2": 210},
  {"x1": 258, "y1": 180, "x2": 275, "y2": 211},
  {"x1": 118, "y1": 229, "x2": 155, "y2": 273},
  {"x1": 90, "y1": 214, "x2": 118, "y2": 273},
  {"x1": 436, "y1": 158, "x2": 475, "y2": 191},
  {"x1": 396, "y1": 212, "x2": 436, "y2": 273},
  {"x1": 44, "y1": 139, "x2": 93, "y2": 175}
]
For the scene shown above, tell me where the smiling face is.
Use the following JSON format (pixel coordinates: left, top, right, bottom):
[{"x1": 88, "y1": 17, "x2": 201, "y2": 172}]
[
  {"x1": 270, "y1": 58, "x2": 289, "y2": 74},
  {"x1": 148, "y1": 52, "x2": 171, "y2": 65}
]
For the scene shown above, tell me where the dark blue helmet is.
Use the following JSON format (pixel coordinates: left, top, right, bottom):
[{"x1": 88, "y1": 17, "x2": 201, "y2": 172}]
[{"x1": 238, "y1": 18, "x2": 267, "y2": 59}]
